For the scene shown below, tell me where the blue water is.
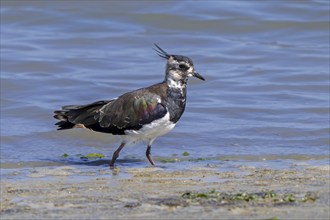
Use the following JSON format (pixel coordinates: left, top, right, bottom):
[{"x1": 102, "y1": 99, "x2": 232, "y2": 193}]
[{"x1": 1, "y1": 1, "x2": 329, "y2": 172}]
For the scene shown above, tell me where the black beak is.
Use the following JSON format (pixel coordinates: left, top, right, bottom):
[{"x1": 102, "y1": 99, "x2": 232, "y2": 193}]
[{"x1": 193, "y1": 71, "x2": 205, "y2": 81}]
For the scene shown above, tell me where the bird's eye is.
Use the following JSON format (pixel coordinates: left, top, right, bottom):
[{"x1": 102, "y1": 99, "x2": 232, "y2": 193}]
[{"x1": 179, "y1": 64, "x2": 188, "y2": 70}]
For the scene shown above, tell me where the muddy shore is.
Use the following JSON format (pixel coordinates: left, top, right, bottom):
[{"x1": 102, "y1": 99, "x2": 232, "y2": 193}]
[{"x1": 1, "y1": 164, "x2": 329, "y2": 220}]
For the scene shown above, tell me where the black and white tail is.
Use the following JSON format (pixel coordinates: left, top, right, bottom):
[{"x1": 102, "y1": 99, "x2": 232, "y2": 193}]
[{"x1": 53, "y1": 100, "x2": 111, "y2": 130}]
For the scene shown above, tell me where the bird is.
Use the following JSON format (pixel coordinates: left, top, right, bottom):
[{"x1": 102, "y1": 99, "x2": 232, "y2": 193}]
[{"x1": 54, "y1": 44, "x2": 205, "y2": 167}]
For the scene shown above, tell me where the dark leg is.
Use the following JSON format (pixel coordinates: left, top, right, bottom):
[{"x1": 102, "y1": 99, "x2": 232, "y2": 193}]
[
  {"x1": 110, "y1": 142, "x2": 125, "y2": 167},
  {"x1": 146, "y1": 145, "x2": 155, "y2": 166}
]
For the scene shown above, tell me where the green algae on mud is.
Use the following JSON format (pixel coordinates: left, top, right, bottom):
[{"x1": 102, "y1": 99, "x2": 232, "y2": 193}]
[
  {"x1": 182, "y1": 189, "x2": 318, "y2": 205},
  {"x1": 84, "y1": 153, "x2": 105, "y2": 159},
  {"x1": 61, "y1": 153, "x2": 106, "y2": 160}
]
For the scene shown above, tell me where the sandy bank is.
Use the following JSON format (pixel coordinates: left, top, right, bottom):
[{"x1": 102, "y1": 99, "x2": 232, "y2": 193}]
[{"x1": 1, "y1": 164, "x2": 329, "y2": 219}]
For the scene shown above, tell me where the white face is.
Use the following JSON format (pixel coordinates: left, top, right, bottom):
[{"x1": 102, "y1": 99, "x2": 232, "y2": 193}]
[{"x1": 166, "y1": 56, "x2": 194, "y2": 82}]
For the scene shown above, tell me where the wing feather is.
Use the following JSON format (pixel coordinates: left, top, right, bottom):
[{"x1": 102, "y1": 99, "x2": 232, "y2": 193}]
[
  {"x1": 97, "y1": 90, "x2": 167, "y2": 131},
  {"x1": 54, "y1": 83, "x2": 168, "y2": 134}
]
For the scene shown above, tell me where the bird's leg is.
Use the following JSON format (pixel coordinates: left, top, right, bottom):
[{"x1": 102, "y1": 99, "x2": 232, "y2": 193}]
[
  {"x1": 146, "y1": 144, "x2": 155, "y2": 166},
  {"x1": 110, "y1": 142, "x2": 125, "y2": 167}
]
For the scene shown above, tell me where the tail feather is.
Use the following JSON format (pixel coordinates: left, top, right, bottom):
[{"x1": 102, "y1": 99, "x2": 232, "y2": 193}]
[
  {"x1": 54, "y1": 110, "x2": 68, "y2": 120},
  {"x1": 55, "y1": 120, "x2": 75, "y2": 130},
  {"x1": 53, "y1": 100, "x2": 111, "y2": 130},
  {"x1": 54, "y1": 110, "x2": 76, "y2": 130}
]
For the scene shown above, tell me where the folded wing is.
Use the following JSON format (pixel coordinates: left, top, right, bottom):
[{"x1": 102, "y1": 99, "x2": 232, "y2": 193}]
[{"x1": 54, "y1": 89, "x2": 167, "y2": 135}]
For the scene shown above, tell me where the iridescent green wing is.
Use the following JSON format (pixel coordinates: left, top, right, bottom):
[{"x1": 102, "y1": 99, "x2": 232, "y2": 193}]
[{"x1": 97, "y1": 90, "x2": 167, "y2": 131}]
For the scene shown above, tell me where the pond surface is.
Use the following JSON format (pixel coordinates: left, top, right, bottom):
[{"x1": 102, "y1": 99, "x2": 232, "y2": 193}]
[{"x1": 1, "y1": 1, "x2": 329, "y2": 174}]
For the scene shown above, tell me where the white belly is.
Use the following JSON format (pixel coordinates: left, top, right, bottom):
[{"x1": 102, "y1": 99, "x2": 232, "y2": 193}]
[{"x1": 124, "y1": 112, "x2": 176, "y2": 145}]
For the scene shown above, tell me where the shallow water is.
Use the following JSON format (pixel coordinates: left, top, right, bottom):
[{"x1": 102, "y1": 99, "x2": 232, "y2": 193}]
[{"x1": 1, "y1": 1, "x2": 329, "y2": 173}]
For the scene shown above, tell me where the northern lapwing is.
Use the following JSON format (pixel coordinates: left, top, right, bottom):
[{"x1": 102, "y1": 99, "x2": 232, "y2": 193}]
[{"x1": 54, "y1": 44, "x2": 205, "y2": 167}]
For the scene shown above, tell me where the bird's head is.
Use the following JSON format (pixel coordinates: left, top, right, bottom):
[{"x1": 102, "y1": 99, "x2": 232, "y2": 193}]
[{"x1": 154, "y1": 44, "x2": 205, "y2": 87}]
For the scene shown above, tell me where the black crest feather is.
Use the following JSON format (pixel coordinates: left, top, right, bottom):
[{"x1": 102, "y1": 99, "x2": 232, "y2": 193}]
[{"x1": 153, "y1": 44, "x2": 171, "y2": 59}]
